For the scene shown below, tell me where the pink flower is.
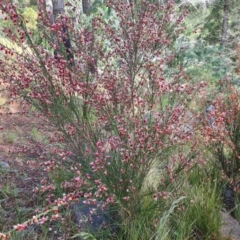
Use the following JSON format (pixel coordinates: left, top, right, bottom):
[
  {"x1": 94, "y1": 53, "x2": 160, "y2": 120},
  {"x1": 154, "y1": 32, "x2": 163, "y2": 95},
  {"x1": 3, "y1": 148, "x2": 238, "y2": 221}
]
[{"x1": 14, "y1": 223, "x2": 27, "y2": 231}]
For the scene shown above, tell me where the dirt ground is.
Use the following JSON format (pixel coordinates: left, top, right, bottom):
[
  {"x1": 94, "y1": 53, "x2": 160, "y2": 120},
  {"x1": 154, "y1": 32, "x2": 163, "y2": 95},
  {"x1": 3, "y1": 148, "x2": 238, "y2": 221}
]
[
  {"x1": 0, "y1": 80, "x2": 51, "y2": 234},
  {"x1": 0, "y1": 110, "x2": 47, "y2": 229}
]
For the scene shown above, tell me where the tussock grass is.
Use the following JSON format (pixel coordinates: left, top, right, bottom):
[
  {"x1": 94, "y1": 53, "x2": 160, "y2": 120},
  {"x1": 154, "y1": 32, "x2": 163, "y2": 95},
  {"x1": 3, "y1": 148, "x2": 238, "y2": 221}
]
[{"x1": 167, "y1": 166, "x2": 222, "y2": 240}]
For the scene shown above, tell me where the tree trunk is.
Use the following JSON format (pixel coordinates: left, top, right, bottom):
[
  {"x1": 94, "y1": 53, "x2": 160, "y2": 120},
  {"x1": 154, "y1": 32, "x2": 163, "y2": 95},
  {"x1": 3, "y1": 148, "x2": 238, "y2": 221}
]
[
  {"x1": 52, "y1": 0, "x2": 64, "y2": 16},
  {"x1": 221, "y1": 0, "x2": 229, "y2": 46},
  {"x1": 82, "y1": 0, "x2": 97, "y2": 73},
  {"x1": 45, "y1": 0, "x2": 74, "y2": 64},
  {"x1": 82, "y1": 0, "x2": 91, "y2": 15},
  {"x1": 45, "y1": 0, "x2": 54, "y2": 24}
]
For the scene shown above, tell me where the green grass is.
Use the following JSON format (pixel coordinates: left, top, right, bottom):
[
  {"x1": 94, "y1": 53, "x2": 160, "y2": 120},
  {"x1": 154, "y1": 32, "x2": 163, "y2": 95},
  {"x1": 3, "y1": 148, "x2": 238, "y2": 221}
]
[
  {"x1": 30, "y1": 127, "x2": 49, "y2": 144},
  {"x1": 168, "y1": 166, "x2": 222, "y2": 240},
  {"x1": 2, "y1": 131, "x2": 18, "y2": 144},
  {"x1": 154, "y1": 196, "x2": 186, "y2": 240}
]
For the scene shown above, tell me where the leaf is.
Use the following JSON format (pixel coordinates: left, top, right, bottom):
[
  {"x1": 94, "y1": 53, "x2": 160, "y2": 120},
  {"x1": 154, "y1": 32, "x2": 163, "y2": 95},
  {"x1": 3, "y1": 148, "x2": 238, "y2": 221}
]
[
  {"x1": 71, "y1": 232, "x2": 97, "y2": 240},
  {"x1": 155, "y1": 196, "x2": 186, "y2": 240}
]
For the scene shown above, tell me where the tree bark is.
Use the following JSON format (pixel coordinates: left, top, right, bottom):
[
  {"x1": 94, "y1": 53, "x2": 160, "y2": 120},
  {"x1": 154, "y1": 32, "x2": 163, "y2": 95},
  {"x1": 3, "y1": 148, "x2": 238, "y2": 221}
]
[
  {"x1": 82, "y1": 0, "x2": 91, "y2": 15},
  {"x1": 82, "y1": 0, "x2": 97, "y2": 73},
  {"x1": 52, "y1": 0, "x2": 64, "y2": 16},
  {"x1": 45, "y1": 0, "x2": 54, "y2": 24},
  {"x1": 221, "y1": 0, "x2": 229, "y2": 46},
  {"x1": 46, "y1": 0, "x2": 74, "y2": 64}
]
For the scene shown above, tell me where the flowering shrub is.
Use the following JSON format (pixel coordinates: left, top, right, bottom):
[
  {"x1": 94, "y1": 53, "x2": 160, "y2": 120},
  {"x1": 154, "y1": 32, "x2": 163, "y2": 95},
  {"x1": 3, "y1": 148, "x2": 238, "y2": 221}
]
[
  {"x1": 0, "y1": 0, "x2": 207, "y2": 238},
  {"x1": 202, "y1": 82, "x2": 240, "y2": 187}
]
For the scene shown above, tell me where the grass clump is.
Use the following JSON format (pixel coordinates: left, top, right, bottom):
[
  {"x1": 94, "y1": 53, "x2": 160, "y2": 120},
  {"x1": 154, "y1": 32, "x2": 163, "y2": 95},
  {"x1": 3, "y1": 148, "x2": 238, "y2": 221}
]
[{"x1": 168, "y1": 166, "x2": 222, "y2": 240}]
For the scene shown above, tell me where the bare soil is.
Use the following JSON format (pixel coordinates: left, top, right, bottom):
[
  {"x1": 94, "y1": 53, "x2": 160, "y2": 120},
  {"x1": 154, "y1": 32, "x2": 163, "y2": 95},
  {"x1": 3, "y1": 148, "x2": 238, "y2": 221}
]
[{"x1": 0, "y1": 104, "x2": 48, "y2": 232}]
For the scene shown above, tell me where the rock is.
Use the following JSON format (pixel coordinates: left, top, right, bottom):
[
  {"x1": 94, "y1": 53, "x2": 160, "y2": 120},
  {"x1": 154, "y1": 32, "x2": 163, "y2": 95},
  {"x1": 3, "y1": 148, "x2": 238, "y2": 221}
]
[
  {"x1": 220, "y1": 210, "x2": 240, "y2": 240},
  {"x1": 0, "y1": 161, "x2": 10, "y2": 169},
  {"x1": 70, "y1": 199, "x2": 117, "y2": 239},
  {"x1": 223, "y1": 185, "x2": 235, "y2": 217}
]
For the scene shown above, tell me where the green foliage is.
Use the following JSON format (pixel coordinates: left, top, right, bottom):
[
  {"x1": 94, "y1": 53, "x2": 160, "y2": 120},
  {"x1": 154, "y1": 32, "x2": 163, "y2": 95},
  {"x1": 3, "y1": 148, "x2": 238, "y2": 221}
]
[
  {"x1": 71, "y1": 232, "x2": 97, "y2": 240},
  {"x1": 49, "y1": 166, "x2": 75, "y2": 195},
  {"x1": 198, "y1": 0, "x2": 239, "y2": 47},
  {"x1": 22, "y1": 7, "x2": 37, "y2": 30},
  {"x1": 90, "y1": 0, "x2": 110, "y2": 16},
  {"x1": 173, "y1": 38, "x2": 231, "y2": 85},
  {"x1": 199, "y1": 0, "x2": 224, "y2": 45}
]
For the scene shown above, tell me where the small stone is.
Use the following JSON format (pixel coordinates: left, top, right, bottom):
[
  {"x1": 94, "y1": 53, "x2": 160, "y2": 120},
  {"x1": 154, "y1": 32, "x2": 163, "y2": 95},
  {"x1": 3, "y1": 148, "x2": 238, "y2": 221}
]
[{"x1": 0, "y1": 161, "x2": 10, "y2": 169}]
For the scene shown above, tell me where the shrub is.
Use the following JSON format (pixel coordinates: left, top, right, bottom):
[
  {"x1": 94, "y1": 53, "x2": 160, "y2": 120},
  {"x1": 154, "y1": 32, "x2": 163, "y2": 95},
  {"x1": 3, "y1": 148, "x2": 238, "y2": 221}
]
[
  {"x1": 0, "y1": 0, "x2": 209, "y2": 238},
  {"x1": 202, "y1": 82, "x2": 240, "y2": 186}
]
